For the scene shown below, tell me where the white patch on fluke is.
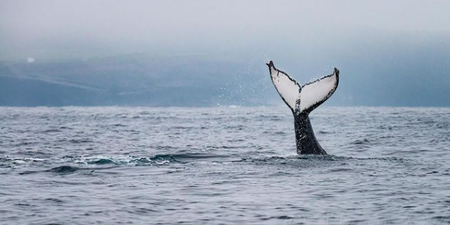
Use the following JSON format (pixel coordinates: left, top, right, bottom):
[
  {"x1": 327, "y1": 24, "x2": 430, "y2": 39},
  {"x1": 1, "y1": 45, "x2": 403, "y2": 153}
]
[
  {"x1": 300, "y1": 71, "x2": 338, "y2": 112},
  {"x1": 268, "y1": 62, "x2": 301, "y2": 110}
]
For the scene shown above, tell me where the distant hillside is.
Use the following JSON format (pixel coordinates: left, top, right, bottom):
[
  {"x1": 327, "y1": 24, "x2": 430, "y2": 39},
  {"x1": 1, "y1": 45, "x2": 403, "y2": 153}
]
[
  {"x1": 0, "y1": 55, "x2": 265, "y2": 106},
  {"x1": 1, "y1": 34, "x2": 450, "y2": 107}
]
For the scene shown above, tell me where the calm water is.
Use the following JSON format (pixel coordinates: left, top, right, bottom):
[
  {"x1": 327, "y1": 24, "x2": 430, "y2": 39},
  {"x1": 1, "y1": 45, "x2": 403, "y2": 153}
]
[{"x1": 1, "y1": 106, "x2": 450, "y2": 224}]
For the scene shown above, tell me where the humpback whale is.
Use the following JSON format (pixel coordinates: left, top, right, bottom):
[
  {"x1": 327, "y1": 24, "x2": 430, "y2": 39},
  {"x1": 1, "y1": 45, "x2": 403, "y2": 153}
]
[{"x1": 266, "y1": 61, "x2": 339, "y2": 155}]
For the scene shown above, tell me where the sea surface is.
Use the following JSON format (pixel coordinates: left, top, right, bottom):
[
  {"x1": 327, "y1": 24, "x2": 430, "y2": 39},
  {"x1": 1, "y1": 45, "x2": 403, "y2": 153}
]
[{"x1": 1, "y1": 106, "x2": 450, "y2": 224}]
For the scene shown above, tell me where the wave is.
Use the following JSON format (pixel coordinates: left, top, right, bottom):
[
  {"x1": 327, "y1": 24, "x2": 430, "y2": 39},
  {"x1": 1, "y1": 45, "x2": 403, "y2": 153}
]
[{"x1": 1, "y1": 153, "x2": 409, "y2": 174}]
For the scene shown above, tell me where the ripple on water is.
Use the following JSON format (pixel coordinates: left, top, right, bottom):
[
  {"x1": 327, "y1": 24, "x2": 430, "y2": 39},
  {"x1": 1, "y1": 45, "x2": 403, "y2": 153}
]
[{"x1": 0, "y1": 107, "x2": 449, "y2": 224}]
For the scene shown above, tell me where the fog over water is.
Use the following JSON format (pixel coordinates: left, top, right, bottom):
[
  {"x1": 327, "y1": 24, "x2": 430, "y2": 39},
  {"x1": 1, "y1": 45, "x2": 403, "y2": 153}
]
[
  {"x1": 1, "y1": 0, "x2": 449, "y2": 59},
  {"x1": 0, "y1": 0, "x2": 449, "y2": 106}
]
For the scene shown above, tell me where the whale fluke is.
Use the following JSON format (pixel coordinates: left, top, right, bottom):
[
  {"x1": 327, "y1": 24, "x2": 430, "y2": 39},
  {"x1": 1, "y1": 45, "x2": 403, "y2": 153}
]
[
  {"x1": 267, "y1": 61, "x2": 339, "y2": 115},
  {"x1": 266, "y1": 61, "x2": 339, "y2": 154}
]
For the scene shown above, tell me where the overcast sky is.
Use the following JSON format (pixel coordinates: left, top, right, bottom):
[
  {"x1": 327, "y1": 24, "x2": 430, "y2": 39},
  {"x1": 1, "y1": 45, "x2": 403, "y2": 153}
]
[{"x1": 1, "y1": 0, "x2": 449, "y2": 61}]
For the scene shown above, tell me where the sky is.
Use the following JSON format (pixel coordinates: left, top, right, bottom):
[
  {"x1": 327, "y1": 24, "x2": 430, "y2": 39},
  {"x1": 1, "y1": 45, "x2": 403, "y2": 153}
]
[
  {"x1": 0, "y1": 1, "x2": 449, "y2": 107},
  {"x1": 1, "y1": 0, "x2": 449, "y2": 61}
]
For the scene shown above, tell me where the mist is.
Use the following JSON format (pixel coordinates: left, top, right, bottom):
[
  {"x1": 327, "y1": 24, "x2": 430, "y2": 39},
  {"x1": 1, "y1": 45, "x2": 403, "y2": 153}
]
[{"x1": 1, "y1": 0, "x2": 449, "y2": 106}]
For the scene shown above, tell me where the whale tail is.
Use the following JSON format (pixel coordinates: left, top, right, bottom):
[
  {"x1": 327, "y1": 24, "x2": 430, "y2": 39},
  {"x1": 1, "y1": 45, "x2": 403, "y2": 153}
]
[{"x1": 266, "y1": 61, "x2": 339, "y2": 115}]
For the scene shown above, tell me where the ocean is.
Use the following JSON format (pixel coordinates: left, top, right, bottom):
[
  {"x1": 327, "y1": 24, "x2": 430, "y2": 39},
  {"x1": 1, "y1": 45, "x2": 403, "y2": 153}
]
[{"x1": 1, "y1": 106, "x2": 449, "y2": 224}]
